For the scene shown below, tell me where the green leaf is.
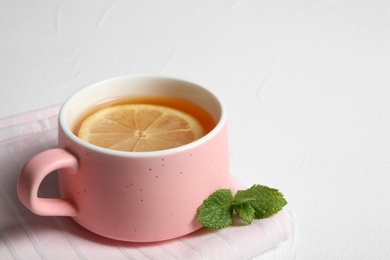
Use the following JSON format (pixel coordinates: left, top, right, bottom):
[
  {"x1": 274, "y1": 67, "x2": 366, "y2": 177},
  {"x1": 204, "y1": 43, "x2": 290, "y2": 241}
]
[
  {"x1": 197, "y1": 184, "x2": 288, "y2": 229},
  {"x1": 197, "y1": 189, "x2": 234, "y2": 229},
  {"x1": 232, "y1": 202, "x2": 255, "y2": 224},
  {"x1": 234, "y1": 185, "x2": 287, "y2": 219}
]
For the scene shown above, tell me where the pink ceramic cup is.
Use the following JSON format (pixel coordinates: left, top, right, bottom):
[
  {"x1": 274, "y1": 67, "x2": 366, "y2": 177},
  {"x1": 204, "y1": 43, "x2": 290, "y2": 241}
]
[{"x1": 17, "y1": 75, "x2": 230, "y2": 242}]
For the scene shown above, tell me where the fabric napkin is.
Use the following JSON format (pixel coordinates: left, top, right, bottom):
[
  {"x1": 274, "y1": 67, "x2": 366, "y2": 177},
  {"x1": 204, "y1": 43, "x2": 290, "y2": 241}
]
[{"x1": 0, "y1": 105, "x2": 292, "y2": 260}]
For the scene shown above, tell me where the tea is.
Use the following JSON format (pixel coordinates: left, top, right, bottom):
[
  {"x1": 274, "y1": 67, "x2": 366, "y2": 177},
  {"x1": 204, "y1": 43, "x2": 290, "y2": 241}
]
[{"x1": 72, "y1": 95, "x2": 216, "y2": 151}]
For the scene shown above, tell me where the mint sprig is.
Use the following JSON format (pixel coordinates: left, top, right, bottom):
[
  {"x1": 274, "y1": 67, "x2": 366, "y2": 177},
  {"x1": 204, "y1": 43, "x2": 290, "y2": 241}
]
[{"x1": 197, "y1": 185, "x2": 287, "y2": 228}]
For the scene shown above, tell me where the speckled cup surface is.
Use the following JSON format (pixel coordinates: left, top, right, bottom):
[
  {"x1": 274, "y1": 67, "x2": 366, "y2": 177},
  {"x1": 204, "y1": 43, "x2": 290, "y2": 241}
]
[{"x1": 17, "y1": 75, "x2": 230, "y2": 242}]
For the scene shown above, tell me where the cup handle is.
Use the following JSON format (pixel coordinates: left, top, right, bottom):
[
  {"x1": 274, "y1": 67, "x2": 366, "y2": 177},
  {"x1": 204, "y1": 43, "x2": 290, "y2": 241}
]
[{"x1": 17, "y1": 148, "x2": 78, "y2": 216}]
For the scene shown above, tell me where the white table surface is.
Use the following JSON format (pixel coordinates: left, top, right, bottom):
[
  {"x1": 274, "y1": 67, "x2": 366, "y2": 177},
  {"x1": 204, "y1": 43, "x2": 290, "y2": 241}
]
[{"x1": 1, "y1": 1, "x2": 389, "y2": 259}]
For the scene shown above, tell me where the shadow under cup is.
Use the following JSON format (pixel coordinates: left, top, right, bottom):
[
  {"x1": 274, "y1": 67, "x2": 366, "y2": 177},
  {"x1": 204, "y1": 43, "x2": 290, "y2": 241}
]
[{"x1": 56, "y1": 76, "x2": 231, "y2": 242}]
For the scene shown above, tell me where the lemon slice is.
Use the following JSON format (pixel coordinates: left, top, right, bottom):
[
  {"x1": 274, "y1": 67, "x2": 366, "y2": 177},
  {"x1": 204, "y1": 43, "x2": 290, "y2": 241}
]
[{"x1": 78, "y1": 104, "x2": 205, "y2": 152}]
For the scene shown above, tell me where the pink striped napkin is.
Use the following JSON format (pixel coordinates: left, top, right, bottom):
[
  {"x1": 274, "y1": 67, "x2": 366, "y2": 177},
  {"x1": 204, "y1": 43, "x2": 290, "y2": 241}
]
[{"x1": 0, "y1": 105, "x2": 292, "y2": 259}]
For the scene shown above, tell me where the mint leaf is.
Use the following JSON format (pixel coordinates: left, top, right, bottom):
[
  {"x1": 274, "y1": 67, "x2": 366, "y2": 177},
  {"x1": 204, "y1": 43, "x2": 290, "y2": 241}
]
[
  {"x1": 234, "y1": 185, "x2": 287, "y2": 219},
  {"x1": 197, "y1": 184, "x2": 287, "y2": 229},
  {"x1": 197, "y1": 189, "x2": 233, "y2": 229},
  {"x1": 232, "y1": 201, "x2": 256, "y2": 224}
]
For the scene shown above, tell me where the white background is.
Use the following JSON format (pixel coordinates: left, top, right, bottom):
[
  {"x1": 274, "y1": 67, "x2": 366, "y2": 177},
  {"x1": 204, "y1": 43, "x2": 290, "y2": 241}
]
[{"x1": 1, "y1": 1, "x2": 390, "y2": 259}]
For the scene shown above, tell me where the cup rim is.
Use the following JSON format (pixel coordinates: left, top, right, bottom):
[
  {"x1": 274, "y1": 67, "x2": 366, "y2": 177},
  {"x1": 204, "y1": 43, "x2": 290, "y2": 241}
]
[{"x1": 59, "y1": 74, "x2": 227, "y2": 157}]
